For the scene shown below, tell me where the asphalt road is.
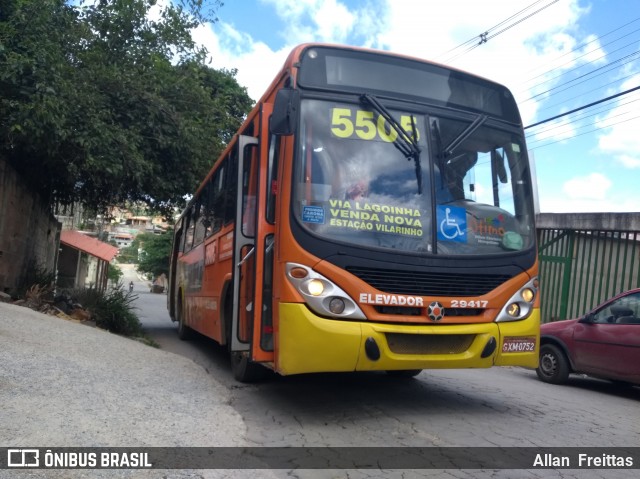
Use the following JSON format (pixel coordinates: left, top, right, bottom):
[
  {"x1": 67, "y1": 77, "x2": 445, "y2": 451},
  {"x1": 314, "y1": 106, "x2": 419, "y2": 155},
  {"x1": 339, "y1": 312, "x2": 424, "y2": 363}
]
[
  {"x1": 127, "y1": 266, "x2": 640, "y2": 479},
  {"x1": 1, "y1": 266, "x2": 638, "y2": 479}
]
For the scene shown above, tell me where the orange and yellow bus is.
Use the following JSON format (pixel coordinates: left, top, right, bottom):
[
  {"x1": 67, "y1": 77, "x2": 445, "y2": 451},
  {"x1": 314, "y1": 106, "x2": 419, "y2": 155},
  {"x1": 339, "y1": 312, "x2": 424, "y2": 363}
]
[{"x1": 167, "y1": 43, "x2": 539, "y2": 382}]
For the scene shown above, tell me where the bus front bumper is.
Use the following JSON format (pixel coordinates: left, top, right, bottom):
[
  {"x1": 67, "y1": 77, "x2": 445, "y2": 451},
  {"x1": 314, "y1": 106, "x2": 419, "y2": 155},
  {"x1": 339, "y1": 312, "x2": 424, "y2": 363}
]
[{"x1": 276, "y1": 303, "x2": 539, "y2": 375}]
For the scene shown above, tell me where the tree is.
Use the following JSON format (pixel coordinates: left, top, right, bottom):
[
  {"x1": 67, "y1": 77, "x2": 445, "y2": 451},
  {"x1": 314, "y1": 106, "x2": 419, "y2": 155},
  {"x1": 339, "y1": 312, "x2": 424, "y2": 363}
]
[
  {"x1": 107, "y1": 263, "x2": 124, "y2": 284},
  {"x1": 0, "y1": 0, "x2": 253, "y2": 216},
  {"x1": 117, "y1": 242, "x2": 139, "y2": 264},
  {"x1": 136, "y1": 231, "x2": 173, "y2": 278}
]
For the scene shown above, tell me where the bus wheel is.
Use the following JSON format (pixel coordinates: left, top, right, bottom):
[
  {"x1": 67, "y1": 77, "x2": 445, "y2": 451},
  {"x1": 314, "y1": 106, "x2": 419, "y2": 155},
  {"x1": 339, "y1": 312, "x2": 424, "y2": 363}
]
[
  {"x1": 176, "y1": 299, "x2": 192, "y2": 341},
  {"x1": 230, "y1": 351, "x2": 264, "y2": 383},
  {"x1": 386, "y1": 369, "x2": 422, "y2": 378}
]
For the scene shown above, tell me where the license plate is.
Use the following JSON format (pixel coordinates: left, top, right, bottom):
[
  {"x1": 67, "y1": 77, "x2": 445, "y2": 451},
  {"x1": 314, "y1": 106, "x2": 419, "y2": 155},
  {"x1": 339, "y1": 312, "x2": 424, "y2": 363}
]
[{"x1": 502, "y1": 337, "x2": 536, "y2": 353}]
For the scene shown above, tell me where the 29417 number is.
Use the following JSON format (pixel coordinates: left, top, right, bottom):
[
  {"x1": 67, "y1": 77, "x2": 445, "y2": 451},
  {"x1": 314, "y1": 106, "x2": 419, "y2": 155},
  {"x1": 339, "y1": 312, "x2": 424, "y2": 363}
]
[{"x1": 450, "y1": 299, "x2": 488, "y2": 308}]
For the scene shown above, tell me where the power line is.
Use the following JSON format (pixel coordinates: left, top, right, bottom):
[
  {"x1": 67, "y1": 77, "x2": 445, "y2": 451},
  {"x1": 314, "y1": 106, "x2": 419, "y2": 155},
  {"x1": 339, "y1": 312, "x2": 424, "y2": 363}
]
[
  {"x1": 525, "y1": 104, "x2": 639, "y2": 147},
  {"x1": 518, "y1": 16, "x2": 640, "y2": 91},
  {"x1": 527, "y1": 113, "x2": 640, "y2": 152},
  {"x1": 437, "y1": 0, "x2": 559, "y2": 63},
  {"x1": 525, "y1": 96, "x2": 640, "y2": 139},
  {"x1": 524, "y1": 84, "x2": 640, "y2": 129},
  {"x1": 517, "y1": 16, "x2": 640, "y2": 145},
  {"x1": 518, "y1": 28, "x2": 640, "y2": 98},
  {"x1": 437, "y1": 0, "x2": 550, "y2": 58},
  {"x1": 532, "y1": 70, "x2": 640, "y2": 115},
  {"x1": 523, "y1": 50, "x2": 640, "y2": 103}
]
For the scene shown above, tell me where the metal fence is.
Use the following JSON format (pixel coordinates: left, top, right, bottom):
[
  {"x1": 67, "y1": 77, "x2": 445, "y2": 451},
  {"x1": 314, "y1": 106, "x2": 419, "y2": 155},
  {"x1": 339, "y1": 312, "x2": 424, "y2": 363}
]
[{"x1": 536, "y1": 213, "x2": 640, "y2": 324}]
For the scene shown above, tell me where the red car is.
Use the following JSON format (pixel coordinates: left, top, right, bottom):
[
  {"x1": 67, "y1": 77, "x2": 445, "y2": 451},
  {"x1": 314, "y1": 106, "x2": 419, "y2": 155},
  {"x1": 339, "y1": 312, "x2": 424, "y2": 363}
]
[{"x1": 536, "y1": 288, "x2": 640, "y2": 386}]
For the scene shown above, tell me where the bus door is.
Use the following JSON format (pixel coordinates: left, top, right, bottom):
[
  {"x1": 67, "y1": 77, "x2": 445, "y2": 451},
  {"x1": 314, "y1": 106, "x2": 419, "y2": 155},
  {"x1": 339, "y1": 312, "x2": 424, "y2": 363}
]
[
  {"x1": 230, "y1": 128, "x2": 275, "y2": 376},
  {"x1": 231, "y1": 135, "x2": 258, "y2": 356}
]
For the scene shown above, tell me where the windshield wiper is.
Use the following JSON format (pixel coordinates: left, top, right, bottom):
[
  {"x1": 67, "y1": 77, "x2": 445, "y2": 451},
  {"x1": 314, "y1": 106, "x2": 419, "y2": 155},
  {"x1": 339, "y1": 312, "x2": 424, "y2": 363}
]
[
  {"x1": 360, "y1": 94, "x2": 423, "y2": 194},
  {"x1": 442, "y1": 114, "x2": 487, "y2": 158}
]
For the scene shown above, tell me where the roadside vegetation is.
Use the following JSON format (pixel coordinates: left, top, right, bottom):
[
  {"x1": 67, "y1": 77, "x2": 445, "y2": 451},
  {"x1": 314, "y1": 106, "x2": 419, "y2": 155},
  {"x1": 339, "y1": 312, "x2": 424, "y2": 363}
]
[
  {"x1": 117, "y1": 231, "x2": 173, "y2": 279},
  {"x1": 68, "y1": 285, "x2": 142, "y2": 337},
  {"x1": 1, "y1": 0, "x2": 253, "y2": 218},
  {"x1": 7, "y1": 264, "x2": 157, "y2": 346}
]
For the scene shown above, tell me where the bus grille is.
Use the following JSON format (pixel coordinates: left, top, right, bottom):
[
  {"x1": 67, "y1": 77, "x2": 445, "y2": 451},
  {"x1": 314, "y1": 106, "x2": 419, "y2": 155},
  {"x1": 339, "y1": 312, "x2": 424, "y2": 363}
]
[
  {"x1": 386, "y1": 333, "x2": 475, "y2": 355},
  {"x1": 373, "y1": 306, "x2": 484, "y2": 317},
  {"x1": 347, "y1": 266, "x2": 511, "y2": 296}
]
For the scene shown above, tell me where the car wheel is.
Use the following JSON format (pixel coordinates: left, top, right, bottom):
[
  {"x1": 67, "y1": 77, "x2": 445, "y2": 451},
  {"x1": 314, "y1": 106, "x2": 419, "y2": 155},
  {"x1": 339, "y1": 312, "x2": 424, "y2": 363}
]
[
  {"x1": 536, "y1": 344, "x2": 570, "y2": 384},
  {"x1": 386, "y1": 369, "x2": 422, "y2": 378}
]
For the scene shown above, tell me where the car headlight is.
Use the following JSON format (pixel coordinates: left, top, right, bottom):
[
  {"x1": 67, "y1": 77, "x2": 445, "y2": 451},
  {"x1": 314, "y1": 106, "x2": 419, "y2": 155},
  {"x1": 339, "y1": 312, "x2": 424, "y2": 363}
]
[
  {"x1": 496, "y1": 277, "x2": 538, "y2": 322},
  {"x1": 286, "y1": 263, "x2": 366, "y2": 320}
]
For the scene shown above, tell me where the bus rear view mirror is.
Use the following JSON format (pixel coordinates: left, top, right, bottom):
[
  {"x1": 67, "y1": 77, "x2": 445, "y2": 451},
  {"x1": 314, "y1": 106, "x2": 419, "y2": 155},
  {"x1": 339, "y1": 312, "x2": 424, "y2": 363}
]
[{"x1": 270, "y1": 88, "x2": 300, "y2": 136}]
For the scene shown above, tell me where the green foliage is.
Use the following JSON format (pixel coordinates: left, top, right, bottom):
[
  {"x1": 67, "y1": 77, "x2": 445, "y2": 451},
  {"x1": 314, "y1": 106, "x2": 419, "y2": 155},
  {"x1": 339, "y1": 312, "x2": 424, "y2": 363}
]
[
  {"x1": 107, "y1": 263, "x2": 124, "y2": 283},
  {"x1": 70, "y1": 284, "x2": 142, "y2": 337},
  {"x1": 116, "y1": 234, "x2": 143, "y2": 263},
  {"x1": 0, "y1": 0, "x2": 252, "y2": 216},
  {"x1": 136, "y1": 231, "x2": 173, "y2": 278}
]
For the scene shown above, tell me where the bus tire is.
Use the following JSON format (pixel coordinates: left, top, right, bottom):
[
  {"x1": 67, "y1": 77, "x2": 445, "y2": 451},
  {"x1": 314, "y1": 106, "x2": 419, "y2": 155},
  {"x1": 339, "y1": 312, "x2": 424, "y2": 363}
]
[
  {"x1": 386, "y1": 369, "x2": 422, "y2": 378},
  {"x1": 230, "y1": 351, "x2": 264, "y2": 383},
  {"x1": 176, "y1": 297, "x2": 192, "y2": 341}
]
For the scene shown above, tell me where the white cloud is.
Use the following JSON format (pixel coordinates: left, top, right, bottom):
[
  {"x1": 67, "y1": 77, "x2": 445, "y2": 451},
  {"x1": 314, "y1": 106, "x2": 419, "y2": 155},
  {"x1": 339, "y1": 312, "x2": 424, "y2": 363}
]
[
  {"x1": 562, "y1": 173, "x2": 611, "y2": 200},
  {"x1": 529, "y1": 116, "x2": 577, "y2": 144},
  {"x1": 596, "y1": 74, "x2": 640, "y2": 169},
  {"x1": 185, "y1": 0, "x2": 640, "y2": 214},
  {"x1": 260, "y1": 0, "x2": 359, "y2": 44},
  {"x1": 191, "y1": 23, "x2": 290, "y2": 102},
  {"x1": 196, "y1": 0, "x2": 594, "y2": 111},
  {"x1": 540, "y1": 196, "x2": 639, "y2": 213},
  {"x1": 538, "y1": 172, "x2": 640, "y2": 212},
  {"x1": 616, "y1": 155, "x2": 640, "y2": 169}
]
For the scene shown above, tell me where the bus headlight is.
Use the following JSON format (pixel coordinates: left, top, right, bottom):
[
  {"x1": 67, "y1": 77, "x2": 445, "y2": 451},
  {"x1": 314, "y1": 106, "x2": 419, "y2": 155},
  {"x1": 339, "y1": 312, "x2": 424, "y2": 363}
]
[
  {"x1": 307, "y1": 279, "x2": 325, "y2": 296},
  {"x1": 496, "y1": 277, "x2": 538, "y2": 322},
  {"x1": 521, "y1": 288, "x2": 535, "y2": 303},
  {"x1": 506, "y1": 303, "x2": 520, "y2": 317},
  {"x1": 286, "y1": 263, "x2": 365, "y2": 320},
  {"x1": 329, "y1": 297, "x2": 346, "y2": 314}
]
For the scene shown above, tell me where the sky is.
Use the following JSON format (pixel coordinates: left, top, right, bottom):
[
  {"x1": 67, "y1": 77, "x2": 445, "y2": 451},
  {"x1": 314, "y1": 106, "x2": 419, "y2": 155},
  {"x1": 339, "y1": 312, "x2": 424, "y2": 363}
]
[{"x1": 188, "y1": 0, "x2": 640, "y2": 214}]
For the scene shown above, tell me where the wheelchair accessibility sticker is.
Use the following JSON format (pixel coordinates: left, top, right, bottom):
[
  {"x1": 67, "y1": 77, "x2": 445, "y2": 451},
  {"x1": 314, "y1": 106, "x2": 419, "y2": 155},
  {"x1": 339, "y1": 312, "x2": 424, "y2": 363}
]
[{"x1": 437, "y1": 205, "x2": 467, "y2": 243}]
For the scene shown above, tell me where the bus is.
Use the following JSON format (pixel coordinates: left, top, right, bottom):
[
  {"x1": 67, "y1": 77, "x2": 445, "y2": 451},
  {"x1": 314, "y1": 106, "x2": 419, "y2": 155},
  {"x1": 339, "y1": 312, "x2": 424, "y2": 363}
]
[{"x1": 167, "y1": 43, "x2": 539, "y2": 382}]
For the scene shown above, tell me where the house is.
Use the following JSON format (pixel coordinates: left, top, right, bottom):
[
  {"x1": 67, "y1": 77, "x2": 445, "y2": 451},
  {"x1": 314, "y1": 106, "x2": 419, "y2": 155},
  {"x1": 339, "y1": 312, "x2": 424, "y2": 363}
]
[{"x1": 57, "y1": 230, "x2": 118, "y2": 292}]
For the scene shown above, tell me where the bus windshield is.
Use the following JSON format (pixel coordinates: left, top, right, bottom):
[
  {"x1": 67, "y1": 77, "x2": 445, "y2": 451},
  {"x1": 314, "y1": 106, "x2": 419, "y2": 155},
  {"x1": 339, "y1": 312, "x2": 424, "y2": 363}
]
[{"x1": 293, "y1": 98, "x2": 535, "y2": 255}]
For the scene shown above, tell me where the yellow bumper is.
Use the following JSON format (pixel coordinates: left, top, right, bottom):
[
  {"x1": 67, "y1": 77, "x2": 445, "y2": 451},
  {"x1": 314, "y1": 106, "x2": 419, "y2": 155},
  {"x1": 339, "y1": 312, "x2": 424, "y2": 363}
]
[{"x1": 276, "y1": 303, "x2": 540, "y2": 375}]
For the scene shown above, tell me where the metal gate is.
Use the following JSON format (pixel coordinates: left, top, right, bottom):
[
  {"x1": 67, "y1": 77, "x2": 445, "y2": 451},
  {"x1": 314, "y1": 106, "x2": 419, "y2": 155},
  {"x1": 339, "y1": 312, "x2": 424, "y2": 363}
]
[{"x1": 538, "y1": 225, "x2": 640, "y2": 323}]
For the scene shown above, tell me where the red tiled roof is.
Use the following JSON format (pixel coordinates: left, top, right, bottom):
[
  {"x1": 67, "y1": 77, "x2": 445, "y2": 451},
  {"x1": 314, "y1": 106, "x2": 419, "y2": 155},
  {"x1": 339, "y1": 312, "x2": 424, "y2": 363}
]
[{"x1": 60, "y1": 230, "x2": 119, "y2": 262}]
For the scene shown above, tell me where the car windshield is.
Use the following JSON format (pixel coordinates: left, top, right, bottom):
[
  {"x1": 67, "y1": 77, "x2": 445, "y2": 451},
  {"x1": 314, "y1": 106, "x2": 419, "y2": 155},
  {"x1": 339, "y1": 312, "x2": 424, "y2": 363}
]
[{"x1": 292, "y1": 98, "x2": 535, "y2": 255}]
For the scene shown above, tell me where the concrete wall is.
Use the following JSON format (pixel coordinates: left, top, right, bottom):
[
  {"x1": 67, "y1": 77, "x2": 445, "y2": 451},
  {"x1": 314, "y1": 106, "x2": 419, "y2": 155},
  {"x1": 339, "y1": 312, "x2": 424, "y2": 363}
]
[
  {"x1": 537, "y1": 212, "x2": 640, "y2": 231},
  {"x1": 0, "y1": 159, "x2": 61, "y2": 294}
]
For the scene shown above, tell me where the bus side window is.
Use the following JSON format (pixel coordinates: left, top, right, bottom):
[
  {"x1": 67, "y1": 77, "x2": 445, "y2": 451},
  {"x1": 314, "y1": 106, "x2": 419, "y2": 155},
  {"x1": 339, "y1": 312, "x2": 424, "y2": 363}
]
[
  {"x1": 241, "y1": 146, "x2": 258, "y2": 238},
  {"x1": 183, "y1": 206, "x2": 196, "y2": 251},
  {"x1": 200, "y1": 181, "x2": 214, "y2": 238},
  {"x1": 175, "y1": 217, "x2": 185, "y2": 254},
  {"x1": 266, "y1": 133, "x2": 280, "y2": 224},
  {"x1": 208, "y1": 165, "x2": 224, "y2": 234},
  {"x1": 224, "y1": 150, "x2": 238, "y2": 225},
  {"x1": 193, "y1": 199, "x2": 206, "y2": 246}
]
